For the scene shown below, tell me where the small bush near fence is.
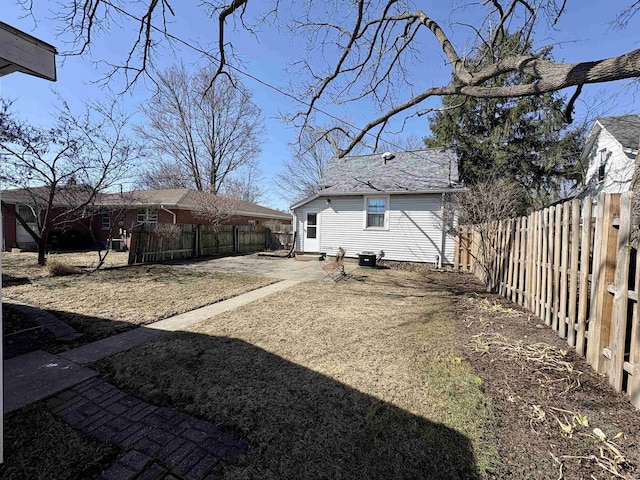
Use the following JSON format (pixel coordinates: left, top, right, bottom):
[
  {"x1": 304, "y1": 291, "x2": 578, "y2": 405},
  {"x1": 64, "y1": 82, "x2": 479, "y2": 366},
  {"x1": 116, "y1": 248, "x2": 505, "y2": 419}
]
[{"x1": 455, "y1": 192, "x2": 640, "y2": 412}]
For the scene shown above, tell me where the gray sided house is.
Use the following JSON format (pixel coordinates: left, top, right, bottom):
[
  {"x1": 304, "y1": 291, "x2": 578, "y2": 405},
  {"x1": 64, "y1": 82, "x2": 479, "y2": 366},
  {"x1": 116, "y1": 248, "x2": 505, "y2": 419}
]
[{"x1": 291, "y1": 148, "x2": 464, "y2": 264}]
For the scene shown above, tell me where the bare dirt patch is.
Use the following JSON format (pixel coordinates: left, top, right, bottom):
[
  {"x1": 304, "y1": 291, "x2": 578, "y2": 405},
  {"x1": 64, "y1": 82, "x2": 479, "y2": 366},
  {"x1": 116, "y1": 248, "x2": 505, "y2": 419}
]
[
  {"x1": 97, "y1": 268, "x2": 496, "y2": 479},
  {"x1": 426, "y1": 270, "x2": 640, "y2": 480}
]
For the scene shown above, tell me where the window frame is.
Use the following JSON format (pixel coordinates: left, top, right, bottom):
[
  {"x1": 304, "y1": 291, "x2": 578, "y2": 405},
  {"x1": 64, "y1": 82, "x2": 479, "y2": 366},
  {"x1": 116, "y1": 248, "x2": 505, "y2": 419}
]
[
  {"x1": 597, "y1": 149, "x2": 608, "y2": 183},
  {"x1": 363, "y1": 195, "x2": 389, "y2": 230},
  {"x1": 137, "y1": 208, "x2": 158, "y2": 225},
  {"x1": 101, "y1": 212, "x2": 111, "y2": 230}
]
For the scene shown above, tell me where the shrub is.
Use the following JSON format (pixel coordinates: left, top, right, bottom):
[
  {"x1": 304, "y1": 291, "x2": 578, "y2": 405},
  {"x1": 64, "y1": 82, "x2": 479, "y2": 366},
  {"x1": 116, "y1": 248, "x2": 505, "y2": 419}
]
[{"x1": 46, "y1": 259, "x2": 81, "y2": 277}]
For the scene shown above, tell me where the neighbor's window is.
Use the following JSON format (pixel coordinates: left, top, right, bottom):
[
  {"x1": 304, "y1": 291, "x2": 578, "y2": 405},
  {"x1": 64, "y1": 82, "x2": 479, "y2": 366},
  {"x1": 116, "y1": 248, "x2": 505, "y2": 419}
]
[
  {"x1": 597, "y1": 149, "x2": 608, "y2": 183},
  {"x1": 137, "y1": 209, "x2": 158, "y2": 224},
  {"x1": 366, "y1": 197, "x2": 387, "y2": 228},
  {"x1": 101, "y1": 213, "x2": 111, "y2": 229},
  {"x1": 18, "y1": 205, "x2": 37, "y2": 223}
]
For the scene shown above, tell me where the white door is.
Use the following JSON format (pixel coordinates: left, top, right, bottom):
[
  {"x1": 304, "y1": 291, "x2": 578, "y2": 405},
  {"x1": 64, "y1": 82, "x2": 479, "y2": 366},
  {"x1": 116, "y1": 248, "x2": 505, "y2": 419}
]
[{"x1": 304, "y1": 210, "x2": 320, "y2": 252}]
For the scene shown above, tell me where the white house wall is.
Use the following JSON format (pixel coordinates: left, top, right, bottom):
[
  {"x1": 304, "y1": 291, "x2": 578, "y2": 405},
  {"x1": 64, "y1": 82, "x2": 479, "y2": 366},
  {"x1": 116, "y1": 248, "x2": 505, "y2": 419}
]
[
  {"x1": 584, "y1": 127, "x2": 635, "y2": 195},
  {"x1": 295, "y1": 194, "x2": 456, "y2": 264}
]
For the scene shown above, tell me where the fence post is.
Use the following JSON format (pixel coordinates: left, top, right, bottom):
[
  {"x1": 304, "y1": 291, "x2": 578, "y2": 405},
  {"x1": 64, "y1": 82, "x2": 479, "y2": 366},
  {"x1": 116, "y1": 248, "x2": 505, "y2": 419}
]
[
  {"x1": 535, "y1": 210, "x2": 544, "y2": 318},
  {"x1": 587, "y1": 193, "x2": 621, "y2": 374},
  {"x1": 552, "y1": 205, "x2": 562, "y2": 331},
  {"x1": 540, "y1": 208, "x2": 549, "y2": 321},
  {"x1": 525, "y1": 212, "x2": 534, "y2": 310},
  {"x1": 516, "y1": 217, "x2": 527, "y2": 305},
  {"x1": 558, "y1": 202, "x2": 571, "y2": 338},
  {"x1": 127, "y1": 225, "x2": 139, "y2": 265},
  {"x1": 630, "y1": 238, "x2": 640, "y2": 408},
  {"x1": 568, "y1": 198, "x2": 581, "y2": 347},
  {"x1": 576, "y1": 197, "x2": 593, "y2": 357},
  {"x1": 507, "y1": 219, "x2": 516, "y2": 301},
  {"x1": 545, "y1": 207, "x2": 555, "y2": 326},
  {"x1": 588, "y1": 193, "x2": 606, "y2": 367},
  {"x1": 499, "y1": 219, "x2": 509, "y2": 296},
  {"x1": 609, "y1": 192, "x2": 632, "y2": 392},
  {"x1": 454, "y1": 227, "x2": 461, "y2": 269}
]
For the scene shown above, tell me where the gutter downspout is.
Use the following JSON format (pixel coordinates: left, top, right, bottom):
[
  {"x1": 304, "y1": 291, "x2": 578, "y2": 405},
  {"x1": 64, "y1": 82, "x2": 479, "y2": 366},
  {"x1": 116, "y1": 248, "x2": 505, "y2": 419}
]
[{"x1": 159, "y1": 205, "x2": 176, "y2": 224}]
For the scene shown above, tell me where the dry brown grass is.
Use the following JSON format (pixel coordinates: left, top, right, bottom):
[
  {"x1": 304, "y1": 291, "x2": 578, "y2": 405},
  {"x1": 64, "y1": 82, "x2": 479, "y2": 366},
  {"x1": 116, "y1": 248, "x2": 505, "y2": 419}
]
[
  {"x1": 2, "y1": 251, "x2": 129, "y2": 281},
  {"x1": 0, "y1": 403, "x2": 120, "y2": 480},
  {"x1": 98, "y1": 268, "x2": 497, "y2": 479},
  {"x1": 3, "y1": 252, "x2": 277, "y2": 340}
]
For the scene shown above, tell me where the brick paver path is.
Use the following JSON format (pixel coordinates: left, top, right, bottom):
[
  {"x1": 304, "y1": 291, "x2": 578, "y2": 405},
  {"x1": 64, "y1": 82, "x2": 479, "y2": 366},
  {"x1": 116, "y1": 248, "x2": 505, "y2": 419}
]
[
  {"x1": 47, "y1": 377, "x2": 248, "y2": 480},
  {"x1": 4, "y1": 299, "x2": 83, "y2": 341}
]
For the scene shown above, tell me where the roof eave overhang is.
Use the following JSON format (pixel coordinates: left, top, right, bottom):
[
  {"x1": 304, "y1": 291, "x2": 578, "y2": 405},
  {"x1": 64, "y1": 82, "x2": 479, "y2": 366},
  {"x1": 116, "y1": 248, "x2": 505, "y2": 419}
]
[
  {"x1": 0, "y1": 21, "x2": 57, "y2": 81},
  {"x1": 291, "y1": 187, "x2": 468, "y2": 210},
  {"x1": 234, "y1": 210, "x2": 292, "y2": 221},
  {"x1": 96, "y1": 202, "x2": 291, "y2": 220}
]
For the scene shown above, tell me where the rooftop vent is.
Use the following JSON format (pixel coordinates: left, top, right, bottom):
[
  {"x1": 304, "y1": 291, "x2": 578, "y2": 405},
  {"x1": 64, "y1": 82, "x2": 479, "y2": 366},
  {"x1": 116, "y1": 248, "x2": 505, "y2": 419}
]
[{"x1": 381, "y1": 151, "x2": 395, "y2": 164}]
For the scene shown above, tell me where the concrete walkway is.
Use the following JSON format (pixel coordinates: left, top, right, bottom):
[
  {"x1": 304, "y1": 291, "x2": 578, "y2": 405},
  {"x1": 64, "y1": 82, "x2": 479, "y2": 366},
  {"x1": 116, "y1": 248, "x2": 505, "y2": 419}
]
[
  {"x1": 4, "y1": 279, "x2": 300, "y2": 412},
  {"x1": 4, "y1": 278, "x2": 306, "y2": 478}
]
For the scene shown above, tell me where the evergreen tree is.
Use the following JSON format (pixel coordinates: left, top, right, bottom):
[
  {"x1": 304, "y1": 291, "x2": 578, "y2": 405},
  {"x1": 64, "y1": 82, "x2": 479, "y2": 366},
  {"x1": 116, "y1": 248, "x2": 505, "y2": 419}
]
[{"x1": 425, "y1": 33, "x2": 585, "y2": 211}]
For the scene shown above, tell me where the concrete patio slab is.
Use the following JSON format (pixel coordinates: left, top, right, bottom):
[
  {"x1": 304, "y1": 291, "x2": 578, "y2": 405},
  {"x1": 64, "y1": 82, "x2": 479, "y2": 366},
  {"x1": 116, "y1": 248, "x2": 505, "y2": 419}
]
[
  {"x1": 4, "y1": 350, "x2": 98, "y2": 413},
  {"x1": 183, "y1": 253, "x2": 358, "y2": 282}
]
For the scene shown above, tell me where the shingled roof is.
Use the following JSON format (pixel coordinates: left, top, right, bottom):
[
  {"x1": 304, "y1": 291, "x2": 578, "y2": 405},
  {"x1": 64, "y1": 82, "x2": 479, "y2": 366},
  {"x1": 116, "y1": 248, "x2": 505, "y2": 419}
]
[
  {"x1": 2, "y1": 187, "x2": 291, "y2": 221},
  {"x1": 101, "y1": 189, "x2": 291, "y2": 220},
  {"x1": 319, "y1": 148, "x2": 459, "y2": 194},
  {"x1": 291, "y1": 148, "x2": 462, "y2": 209},
  {"x1": 597, "y1": 115, "x2": 640, "y2": 150}
]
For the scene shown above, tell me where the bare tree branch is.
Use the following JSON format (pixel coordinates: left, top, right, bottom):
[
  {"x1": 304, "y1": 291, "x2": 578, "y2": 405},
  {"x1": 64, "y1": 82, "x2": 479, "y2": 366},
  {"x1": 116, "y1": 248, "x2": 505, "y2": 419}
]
[{"x1": 136, "y1": 63, "x2": 265, "y2": 194}]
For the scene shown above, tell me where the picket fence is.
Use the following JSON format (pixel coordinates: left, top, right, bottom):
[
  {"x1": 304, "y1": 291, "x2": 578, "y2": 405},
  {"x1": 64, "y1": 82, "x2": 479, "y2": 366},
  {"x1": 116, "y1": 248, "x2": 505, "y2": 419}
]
[{"x1": 454, "y1": 192, "x2": 640, "y2": 410}]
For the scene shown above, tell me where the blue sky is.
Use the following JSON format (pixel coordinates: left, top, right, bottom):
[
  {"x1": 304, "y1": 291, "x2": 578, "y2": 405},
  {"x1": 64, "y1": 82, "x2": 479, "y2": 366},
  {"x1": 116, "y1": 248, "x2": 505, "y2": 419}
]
[{"x1": 2, "y1": 1, "x2": 639, "y2": 210}]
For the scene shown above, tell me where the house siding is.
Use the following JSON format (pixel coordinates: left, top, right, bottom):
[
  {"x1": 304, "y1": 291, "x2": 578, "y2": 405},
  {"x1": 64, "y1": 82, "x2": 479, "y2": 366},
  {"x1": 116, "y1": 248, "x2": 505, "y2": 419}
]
[
  {"x1": 295, "y1": 194, "x2": 455, "y2": 264},
  {"x1": 584, "y1": 127, "x2": 635, "y2": 195}
]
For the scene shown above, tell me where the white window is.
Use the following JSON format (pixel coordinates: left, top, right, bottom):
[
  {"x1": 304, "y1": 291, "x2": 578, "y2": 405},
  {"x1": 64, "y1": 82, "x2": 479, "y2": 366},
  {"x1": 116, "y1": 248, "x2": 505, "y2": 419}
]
[
  {"x1": 365, "y1": 196, "x2": 388, "y2": 229},
  {"x1": 137, "y1": 209, "x2": 158, "y2": 224},
  {"x1": 101, "y1": 213, "x2": 111, "y2": 230},
  {"x1": 248, "y1": 220, "x2": 258, "y2": 231}
]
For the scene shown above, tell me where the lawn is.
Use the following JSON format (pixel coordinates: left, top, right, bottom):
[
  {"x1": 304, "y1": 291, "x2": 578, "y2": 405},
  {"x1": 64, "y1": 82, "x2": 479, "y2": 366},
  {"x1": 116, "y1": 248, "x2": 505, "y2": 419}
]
[
  {"x1": 97, "y1": 268, "x2": 497, "y2": 479},
  {"x1": 2, "y1": 251, "x2": 129, "y2": 282},
  {"x1": 2, "y1": 251, "x2": 278, "y2": 342},
  {"x1": 0, "y1": 403, "x2": 121, "y2": 480}
]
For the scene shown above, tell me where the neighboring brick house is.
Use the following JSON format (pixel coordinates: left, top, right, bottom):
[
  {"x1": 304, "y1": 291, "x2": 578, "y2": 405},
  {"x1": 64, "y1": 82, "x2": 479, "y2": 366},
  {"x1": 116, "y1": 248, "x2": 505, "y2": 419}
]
[{"x1": 1, "y1": 188, "x2": 291, "y2": 251}]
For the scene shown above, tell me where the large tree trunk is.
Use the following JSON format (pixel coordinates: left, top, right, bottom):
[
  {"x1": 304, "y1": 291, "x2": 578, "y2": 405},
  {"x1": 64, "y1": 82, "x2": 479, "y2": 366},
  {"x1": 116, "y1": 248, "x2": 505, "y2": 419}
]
[{"x1": 37, "y1": 235, "x2": 47, "y2": 266}]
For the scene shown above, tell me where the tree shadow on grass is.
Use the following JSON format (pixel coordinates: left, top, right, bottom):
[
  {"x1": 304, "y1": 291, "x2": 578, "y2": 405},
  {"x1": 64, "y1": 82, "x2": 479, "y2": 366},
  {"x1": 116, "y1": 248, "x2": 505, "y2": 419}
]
[
  {"x1": 1, "y1": 273, "x2": 32, "y2": 287},
  {"x1": 98, "y1": 330, "x2": 486, "y2": 480}
]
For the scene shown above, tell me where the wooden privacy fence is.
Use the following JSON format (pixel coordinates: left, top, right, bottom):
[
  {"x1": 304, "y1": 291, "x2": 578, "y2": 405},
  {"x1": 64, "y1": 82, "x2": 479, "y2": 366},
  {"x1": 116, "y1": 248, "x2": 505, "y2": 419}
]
[
  {"x1": 128, "y1": 224, "x2": 284, "y2": 264},
  {"x1": 455, "y1": 192, "x2": 640, "y2": 411}
]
